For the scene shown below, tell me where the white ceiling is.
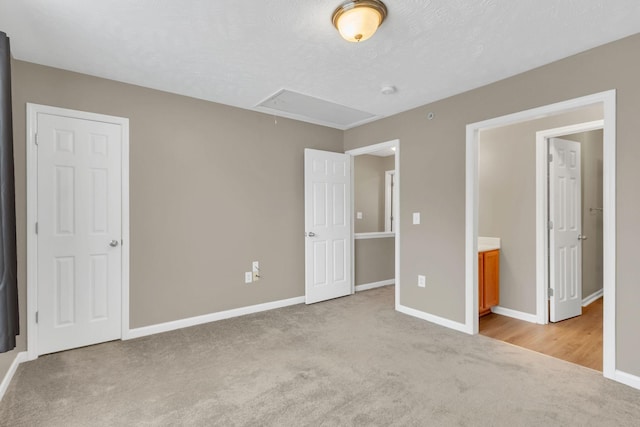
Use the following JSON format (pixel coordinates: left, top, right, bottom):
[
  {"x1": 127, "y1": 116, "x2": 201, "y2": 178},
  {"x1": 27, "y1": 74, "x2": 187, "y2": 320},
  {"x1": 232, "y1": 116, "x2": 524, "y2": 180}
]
[{"x1": 2, "y1": 1, "x2": 640, "y2": 129}]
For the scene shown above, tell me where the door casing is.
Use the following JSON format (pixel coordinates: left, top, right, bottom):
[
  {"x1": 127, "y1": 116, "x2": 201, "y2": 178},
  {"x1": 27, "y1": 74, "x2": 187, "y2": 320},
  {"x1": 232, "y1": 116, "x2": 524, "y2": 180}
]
[
  {"x1": 465, "y1": 90, "x2": 616, "y2": 379},
  {"x1": 26, "y1": 103, "x2": 130, "y2": 360},
  {"x1": 384, "y1": 170, "x2": 396, "y2": 233}
]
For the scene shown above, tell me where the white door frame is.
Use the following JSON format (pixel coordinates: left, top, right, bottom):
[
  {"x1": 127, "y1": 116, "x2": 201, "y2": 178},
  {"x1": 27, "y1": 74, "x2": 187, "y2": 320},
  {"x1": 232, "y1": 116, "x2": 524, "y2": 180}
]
[
  {"x1": 384, "y1": 170, "x2": 396, "y2": 232},
  {"x1": 26, "y1": 103, "x2": 130, "y2": 360},
  {"x1": 535, "y1": 120, "x2": 604, "y2": 325},
  {"x1": 465, "y1": 90, "x2": 616, "y2": 379},
  {"x1": 346, "y1": 140, "x2": 400, "y2": 309}
]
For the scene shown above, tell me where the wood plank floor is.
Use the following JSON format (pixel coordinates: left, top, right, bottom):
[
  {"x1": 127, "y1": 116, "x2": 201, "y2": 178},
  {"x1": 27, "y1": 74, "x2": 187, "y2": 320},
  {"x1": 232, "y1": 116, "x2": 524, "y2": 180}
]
[{"x1": 479, "y1": 298, "x2": 603, "y2": 371}]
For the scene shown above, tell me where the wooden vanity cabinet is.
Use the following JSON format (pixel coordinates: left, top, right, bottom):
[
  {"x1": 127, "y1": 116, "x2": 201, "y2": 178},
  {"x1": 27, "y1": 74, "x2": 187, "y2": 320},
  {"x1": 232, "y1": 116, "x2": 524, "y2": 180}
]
[{"x1": 479, "y1": 249, "x2": 500, "y2": 317}]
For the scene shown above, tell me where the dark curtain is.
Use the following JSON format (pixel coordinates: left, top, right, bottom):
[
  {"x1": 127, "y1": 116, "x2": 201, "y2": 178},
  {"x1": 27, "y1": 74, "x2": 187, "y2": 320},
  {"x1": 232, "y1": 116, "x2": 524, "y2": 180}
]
[{"x1": 0, "y1": 31, "x2": 18, "y2": 353}]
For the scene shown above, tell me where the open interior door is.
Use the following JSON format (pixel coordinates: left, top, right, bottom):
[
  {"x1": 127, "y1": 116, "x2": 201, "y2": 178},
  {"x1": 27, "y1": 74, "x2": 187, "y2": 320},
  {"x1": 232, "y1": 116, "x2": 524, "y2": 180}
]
[
  {"x1": 549, "y1": 137, "x2": 583, "y2": 322},
  {"x1": 304, "y1": 149, "x2": 352, "y2": 304}
]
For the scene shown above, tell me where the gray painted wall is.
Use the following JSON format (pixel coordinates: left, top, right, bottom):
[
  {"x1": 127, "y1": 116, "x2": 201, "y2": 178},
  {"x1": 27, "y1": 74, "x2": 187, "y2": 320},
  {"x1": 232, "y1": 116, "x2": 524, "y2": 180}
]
[
  {"x1": 564, "y1": 130, "x2": 604, "y2": 300},
  {"x1": 478, "y1": 108, "x2": 602, "y2": 315},
  {"x1": 354, "y1": 154, "x2": 396, "y2": 286},
  {"x1": 0, "y1": 60, "x2": 343, "y2": 376},
  {"x1": 354, "y1": 155, "x2": 394, "y2": 233},
  {"x1": 344, "y1": 33, "x2": 640, "y2": 376},
  {"x1": 355, "y1": 238, "x2": 395, "y2": 286}
]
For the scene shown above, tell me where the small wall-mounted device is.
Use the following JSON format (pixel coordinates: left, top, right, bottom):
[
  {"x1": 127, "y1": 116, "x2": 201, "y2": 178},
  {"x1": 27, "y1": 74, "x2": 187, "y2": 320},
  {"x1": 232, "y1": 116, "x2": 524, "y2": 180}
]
[{"x1": 252, "y1": 261, "x2": 260, "y2": 281}]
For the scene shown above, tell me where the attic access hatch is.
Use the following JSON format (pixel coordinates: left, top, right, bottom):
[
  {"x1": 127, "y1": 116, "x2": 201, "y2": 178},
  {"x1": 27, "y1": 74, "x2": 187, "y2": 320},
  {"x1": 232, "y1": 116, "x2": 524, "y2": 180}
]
[{"x1": 256, "y1": 89, "x2": 376, "y2": 130}]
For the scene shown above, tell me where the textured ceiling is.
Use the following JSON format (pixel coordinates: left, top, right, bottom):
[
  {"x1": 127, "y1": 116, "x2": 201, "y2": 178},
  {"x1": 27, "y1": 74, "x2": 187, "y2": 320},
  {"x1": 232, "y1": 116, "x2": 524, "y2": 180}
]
[{"x1": 2, "y1": 0, "x2": 640, "y2": 129}]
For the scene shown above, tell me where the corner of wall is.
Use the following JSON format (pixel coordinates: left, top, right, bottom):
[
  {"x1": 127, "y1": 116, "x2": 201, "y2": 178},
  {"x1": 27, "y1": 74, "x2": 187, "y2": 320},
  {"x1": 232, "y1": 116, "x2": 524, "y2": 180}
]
[{"x1": 0, "y1": 351, "x2": 28, "y2": 401}]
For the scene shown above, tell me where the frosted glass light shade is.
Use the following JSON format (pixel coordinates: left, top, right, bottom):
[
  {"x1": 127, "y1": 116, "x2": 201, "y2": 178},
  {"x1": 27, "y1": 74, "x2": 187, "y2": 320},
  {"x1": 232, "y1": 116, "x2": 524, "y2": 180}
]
[{"x1": 332, "y1": 0, "x2": 387, "y2": 43}]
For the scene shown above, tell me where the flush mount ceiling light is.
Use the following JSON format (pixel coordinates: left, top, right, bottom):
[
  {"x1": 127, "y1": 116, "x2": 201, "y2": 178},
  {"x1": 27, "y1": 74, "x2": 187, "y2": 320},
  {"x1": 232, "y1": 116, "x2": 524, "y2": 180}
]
[{"x1": 332, "y1": 0, "x2": 388, "y2": 43}]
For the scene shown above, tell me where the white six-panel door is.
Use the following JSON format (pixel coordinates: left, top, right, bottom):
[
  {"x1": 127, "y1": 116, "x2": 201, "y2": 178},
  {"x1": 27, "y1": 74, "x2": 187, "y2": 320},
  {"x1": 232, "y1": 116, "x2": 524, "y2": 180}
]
[
  {"x1": 549, "y1": 137, "x2": 582, "y2": 322},
  {"x1": 37, "y1": 113, "x2": 122, "y2": 355},
  {"x1": 304, "y1": 149, "x2": 352, "y2": 304}
]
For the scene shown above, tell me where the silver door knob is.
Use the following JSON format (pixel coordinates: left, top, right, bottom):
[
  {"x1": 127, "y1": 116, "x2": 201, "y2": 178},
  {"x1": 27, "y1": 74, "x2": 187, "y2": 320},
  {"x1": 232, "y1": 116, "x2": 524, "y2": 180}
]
[
  {"x1": 307, "y1": 232, "x2": 316, "y2": 237},
  {"x1": 578, "y1": 234, "x2": 588, "y2": 241},
  {"x1": 109, "y1": 240, "x2": 119, "y2": 247}
]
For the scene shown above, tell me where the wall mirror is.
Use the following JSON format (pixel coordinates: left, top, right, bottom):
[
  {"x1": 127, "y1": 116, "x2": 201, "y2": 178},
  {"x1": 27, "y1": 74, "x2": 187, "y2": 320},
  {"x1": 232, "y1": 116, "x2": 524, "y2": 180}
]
[{"x1": 354, "y1": 147, "x2": 397, "y2": 234}]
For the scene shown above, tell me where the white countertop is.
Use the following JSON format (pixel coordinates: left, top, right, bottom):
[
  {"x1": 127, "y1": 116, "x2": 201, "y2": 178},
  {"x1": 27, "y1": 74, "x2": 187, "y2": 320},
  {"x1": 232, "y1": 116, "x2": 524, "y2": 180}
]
[
  {"x1": 478, "y1": 236, "x2": 501, "y2": 252},
  {"x1": 354, "y1": 232, "x2": 395, "y2": 240}
]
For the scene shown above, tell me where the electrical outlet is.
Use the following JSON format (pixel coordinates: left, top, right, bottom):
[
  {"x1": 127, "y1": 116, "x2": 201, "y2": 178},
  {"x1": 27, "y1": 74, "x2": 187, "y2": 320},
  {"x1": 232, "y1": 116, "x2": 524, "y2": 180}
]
[
  {"x1": 245, "y1": 272, "x2": 252, "y2": 283},
  {"x1": 252, "y1": 261, "x2": 260, "y2": 281},
  {"x1": 418, "y1": 275, "x2": 426, "y2": 288}
]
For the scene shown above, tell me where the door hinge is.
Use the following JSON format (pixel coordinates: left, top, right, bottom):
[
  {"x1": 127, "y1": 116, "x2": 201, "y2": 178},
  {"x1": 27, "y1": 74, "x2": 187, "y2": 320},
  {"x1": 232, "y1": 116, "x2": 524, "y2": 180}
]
[
  {"x1": 548, "y1": 220, "x2": 553, "y2": 230},
  {"x1": 548, "y1": 153, "x2": 553, "y2": 162},
  {"x1": 548, "y1": 288, "x2": 554, "y2": 299},
  {"x1": 35, "y1": 222, "x2": 38, "y2": 234},
  {"x1": 35, "y1": 311, "x2": 38, "y2": 324}
]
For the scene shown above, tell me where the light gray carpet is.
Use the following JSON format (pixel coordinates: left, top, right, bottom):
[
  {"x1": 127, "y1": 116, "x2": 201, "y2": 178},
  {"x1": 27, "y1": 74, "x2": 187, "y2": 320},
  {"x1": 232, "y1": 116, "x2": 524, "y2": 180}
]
[{"x1": 1, "y1": 286, "x2": 639, "y2": 426}]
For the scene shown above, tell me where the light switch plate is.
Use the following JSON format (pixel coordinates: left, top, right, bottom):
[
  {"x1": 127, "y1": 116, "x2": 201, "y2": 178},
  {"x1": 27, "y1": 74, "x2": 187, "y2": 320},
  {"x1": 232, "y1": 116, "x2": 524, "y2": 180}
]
[
  {"x1": 413, "y1": 212, "x2": 421, "y2": 225},
  {"x1": 418, "y1": 275, "x2": 426, "y2": 288},
  {"x1": 357, "y1": 212, "x2": 363, "y2": 219},
  {"x1": 245, "y1": 272, "x2": 252, "y2": 283}
]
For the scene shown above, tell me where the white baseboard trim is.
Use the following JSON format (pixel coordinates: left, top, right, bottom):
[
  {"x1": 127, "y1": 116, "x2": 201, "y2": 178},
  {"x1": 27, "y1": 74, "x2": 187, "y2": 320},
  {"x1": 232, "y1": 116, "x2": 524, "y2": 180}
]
[
  {"x1": 490, "y1": 306, "x2": 538, "y2": 324},
  {"x1": 127, "y1": 296, "x2": 305, "y2": 340},
  {"x1": 582, "y1": 289, "x2": 604, "y2": 307},
  {"x1": 397, "y1": 304, "x2": 469, "y2": 334},
  {"x1": 0, "y1": 351, "x2": 27, "y2": 401},
  {"x1": 355, "y1": 279, "x2": 394, "y2": 292},
  {"x1": 612, "y1": 369, "x2": 640, "y2": 391}
]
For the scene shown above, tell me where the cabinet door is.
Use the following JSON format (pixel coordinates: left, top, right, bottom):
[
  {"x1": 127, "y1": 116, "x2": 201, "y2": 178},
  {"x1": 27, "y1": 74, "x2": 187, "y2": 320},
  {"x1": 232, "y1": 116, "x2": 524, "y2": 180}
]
[
  {"x1": 478, "y1": 253, "x2": 484, "y2": 311},
  {"x1": 483, "y1": 250, "x2": 500, "y2": 308}
]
